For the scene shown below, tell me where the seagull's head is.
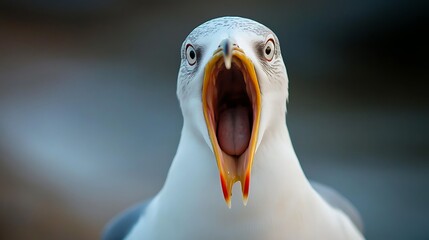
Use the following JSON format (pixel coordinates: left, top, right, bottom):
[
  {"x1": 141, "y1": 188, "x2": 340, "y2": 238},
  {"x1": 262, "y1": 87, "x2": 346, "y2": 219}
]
[{"x1": 177, "y1": 17, "x2": 289, "y2": 208}]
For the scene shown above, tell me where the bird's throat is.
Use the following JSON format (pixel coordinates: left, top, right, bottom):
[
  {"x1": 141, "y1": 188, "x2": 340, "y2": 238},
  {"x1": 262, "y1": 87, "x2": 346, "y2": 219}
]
[
  {"x1": 216, "y1": 65, "x2": 252, "y2": 156},
  {"x1": 202, "y1": 49, "x2": 261, "y2": 207}
]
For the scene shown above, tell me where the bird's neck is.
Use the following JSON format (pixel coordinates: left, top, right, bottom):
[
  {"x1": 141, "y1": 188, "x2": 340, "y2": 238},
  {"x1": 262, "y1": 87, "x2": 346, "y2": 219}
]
[
  {"x1": 250, "y1": 108, "x2": 310, "y2": 204},
  {"x1": 159, "y1": 103, "x2": 310, "y2": 210}
]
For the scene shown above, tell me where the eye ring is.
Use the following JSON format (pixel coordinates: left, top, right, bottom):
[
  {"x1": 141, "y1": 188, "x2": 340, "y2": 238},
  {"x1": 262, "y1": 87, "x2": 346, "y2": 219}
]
[
  {"x1": 186, "y1": 44, "x2": 197, "y2": 66},
  {"x1": 263, "y1": 39, "x2": 275, "y2": 61}
]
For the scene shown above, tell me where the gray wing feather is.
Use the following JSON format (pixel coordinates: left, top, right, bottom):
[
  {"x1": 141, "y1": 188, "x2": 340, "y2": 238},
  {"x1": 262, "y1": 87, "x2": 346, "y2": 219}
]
[
  {"x1": 310, "y1": 181, "x2": 364, "y2": 233},
  {"x1": 102, "y1": 199, "x2": 152, "y2": 240}
]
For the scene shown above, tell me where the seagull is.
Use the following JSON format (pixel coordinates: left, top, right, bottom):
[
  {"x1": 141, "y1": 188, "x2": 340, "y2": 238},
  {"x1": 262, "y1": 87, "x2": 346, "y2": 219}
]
[{"x1": 103, "y1": 16, "x2": 365, "y2": 240}]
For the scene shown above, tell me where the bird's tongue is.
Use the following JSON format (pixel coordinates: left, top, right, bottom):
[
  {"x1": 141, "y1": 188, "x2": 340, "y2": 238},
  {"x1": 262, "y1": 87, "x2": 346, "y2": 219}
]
[{"x1": 217, "y1": 106, "x2": 251, "y2": 156}]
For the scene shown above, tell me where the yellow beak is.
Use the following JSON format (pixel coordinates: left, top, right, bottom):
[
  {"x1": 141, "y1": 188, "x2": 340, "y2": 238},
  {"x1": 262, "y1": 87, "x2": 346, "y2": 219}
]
[{"x1": 202, "y1": 46, "x2": 261, "y2": 208}]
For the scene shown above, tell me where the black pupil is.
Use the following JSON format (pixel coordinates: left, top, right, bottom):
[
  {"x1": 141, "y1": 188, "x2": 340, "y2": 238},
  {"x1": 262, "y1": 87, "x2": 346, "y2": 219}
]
[
  {"x1": 265, "y1": 46, "x2": 271, "y2": 55},
  {"x1": 189, "y1": 50, "x2": 195, "y2": 59}
]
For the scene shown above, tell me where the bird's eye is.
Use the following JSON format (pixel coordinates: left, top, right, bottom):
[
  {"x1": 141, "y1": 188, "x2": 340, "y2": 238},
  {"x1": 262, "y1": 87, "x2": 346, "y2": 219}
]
[
  {"x1": 186, "y1": 44, "x2": 197, "y2": 66},
  {"x1": 263, "y1": 39, "x2": 275, "y2": 61}
]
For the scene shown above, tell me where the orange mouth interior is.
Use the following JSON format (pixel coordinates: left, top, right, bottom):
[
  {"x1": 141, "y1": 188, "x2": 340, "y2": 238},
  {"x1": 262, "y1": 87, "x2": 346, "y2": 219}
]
[{"x1": 203, "y1": 49, "x2": 261, "y2": 207}]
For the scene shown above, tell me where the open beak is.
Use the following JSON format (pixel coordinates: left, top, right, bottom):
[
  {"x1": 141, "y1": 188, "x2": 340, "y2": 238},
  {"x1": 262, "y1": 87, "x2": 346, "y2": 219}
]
[{"x1": 202, "y1": 40, "x2": 261, "y2": 208}]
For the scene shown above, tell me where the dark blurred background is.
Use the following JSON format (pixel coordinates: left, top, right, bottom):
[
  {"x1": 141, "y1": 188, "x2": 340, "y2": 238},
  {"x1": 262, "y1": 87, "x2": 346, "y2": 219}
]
[{"x1": 0, "y1": 0, "x2": 428, "y2": 239}]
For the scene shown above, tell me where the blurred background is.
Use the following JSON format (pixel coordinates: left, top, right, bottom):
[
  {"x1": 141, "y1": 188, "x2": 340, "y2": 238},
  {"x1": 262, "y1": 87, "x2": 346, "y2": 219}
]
[{"x1": 0, "y1": 0, "x2": 428, "y2": 239}]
